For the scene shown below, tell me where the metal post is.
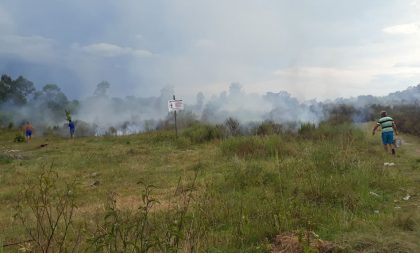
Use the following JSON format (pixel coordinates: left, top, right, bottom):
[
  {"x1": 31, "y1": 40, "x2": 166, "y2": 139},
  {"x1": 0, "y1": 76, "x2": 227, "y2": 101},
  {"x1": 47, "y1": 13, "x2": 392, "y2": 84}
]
[{"x1": 173, "y1": 95, "x2": 178, "y2": 138}]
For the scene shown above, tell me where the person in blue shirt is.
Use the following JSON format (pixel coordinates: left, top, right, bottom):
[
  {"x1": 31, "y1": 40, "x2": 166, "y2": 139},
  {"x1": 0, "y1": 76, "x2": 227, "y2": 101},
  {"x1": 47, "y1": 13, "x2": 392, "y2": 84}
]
[
  {"x1": 68, "y1": 120, "x2": 75, "y2": 139},
  {"x1": 372, "y1": 111, "x2": 398, "y2": 155}
]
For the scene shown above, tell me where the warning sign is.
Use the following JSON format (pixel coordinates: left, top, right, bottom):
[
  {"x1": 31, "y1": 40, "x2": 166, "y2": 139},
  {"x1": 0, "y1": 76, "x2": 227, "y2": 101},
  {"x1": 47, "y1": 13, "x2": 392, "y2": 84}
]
[{"x1": 168, "y1": 99, "x2": 184, "y2": 112}]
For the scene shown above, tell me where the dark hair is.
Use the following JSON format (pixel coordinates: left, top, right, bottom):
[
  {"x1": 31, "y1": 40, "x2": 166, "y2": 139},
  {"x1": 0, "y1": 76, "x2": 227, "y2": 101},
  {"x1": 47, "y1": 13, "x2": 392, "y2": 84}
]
[{"x1": 380, "y1": 111, "x2": 387, "y2": 117}]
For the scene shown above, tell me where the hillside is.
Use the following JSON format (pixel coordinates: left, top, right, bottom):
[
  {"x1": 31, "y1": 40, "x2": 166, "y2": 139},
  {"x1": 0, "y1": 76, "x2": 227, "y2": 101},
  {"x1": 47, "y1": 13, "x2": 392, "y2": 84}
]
[{"x1": 0, "y1": 123, "x2": 419, "y2": 252}]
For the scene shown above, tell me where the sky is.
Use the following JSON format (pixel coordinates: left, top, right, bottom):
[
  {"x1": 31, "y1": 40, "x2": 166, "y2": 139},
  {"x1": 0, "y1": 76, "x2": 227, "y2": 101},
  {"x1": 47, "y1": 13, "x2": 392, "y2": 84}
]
[{"x1": 1, "y1": 0, "x2": 420, "y2": 101}]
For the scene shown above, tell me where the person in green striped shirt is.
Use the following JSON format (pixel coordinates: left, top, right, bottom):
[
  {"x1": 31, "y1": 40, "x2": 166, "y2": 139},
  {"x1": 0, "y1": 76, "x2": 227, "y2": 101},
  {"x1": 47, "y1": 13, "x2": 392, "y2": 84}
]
[{"x1": 372, "y1": 111, "x2": 398, "y2": 155}]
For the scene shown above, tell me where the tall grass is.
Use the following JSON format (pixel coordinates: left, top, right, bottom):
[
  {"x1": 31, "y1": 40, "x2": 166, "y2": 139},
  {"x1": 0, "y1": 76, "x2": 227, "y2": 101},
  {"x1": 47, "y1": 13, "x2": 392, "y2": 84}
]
[{"x1": 1, "y1": 123, "x2": 416, "y2": 252}]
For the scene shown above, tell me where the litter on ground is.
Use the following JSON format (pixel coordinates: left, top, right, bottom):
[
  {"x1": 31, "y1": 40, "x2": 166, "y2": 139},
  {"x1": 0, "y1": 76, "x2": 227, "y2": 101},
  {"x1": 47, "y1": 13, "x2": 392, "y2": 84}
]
[{"x1": 403, "y1": 194, "x2": 411, "y2": 201}]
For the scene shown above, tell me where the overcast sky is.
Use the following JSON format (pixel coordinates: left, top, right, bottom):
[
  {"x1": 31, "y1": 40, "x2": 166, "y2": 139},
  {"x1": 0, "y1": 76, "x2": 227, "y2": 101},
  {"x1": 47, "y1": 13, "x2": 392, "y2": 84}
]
[{"x1": 1, "y1": 0, "x2": 420, "y2": 101}]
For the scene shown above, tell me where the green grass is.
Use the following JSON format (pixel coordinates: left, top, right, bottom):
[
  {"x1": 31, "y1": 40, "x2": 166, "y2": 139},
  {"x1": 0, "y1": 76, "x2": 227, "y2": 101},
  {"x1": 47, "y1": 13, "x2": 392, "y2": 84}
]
[{"x1": 0, "y1": 123, "x2": 419, "y2": 252}]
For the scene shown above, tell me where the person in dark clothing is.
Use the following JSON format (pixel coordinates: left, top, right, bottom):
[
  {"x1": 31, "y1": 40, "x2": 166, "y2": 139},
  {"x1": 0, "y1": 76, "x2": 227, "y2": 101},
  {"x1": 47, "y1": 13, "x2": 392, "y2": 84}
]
[{"x1": 68, "y1": 120, "x2": 75, "y2": 139}]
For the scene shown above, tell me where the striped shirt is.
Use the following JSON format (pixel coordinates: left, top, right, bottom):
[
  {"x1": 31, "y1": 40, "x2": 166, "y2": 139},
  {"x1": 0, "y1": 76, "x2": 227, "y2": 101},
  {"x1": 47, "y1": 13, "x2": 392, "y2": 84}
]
[{"x1": 377, "y1": 116, "x2": 394, "y2": 132}]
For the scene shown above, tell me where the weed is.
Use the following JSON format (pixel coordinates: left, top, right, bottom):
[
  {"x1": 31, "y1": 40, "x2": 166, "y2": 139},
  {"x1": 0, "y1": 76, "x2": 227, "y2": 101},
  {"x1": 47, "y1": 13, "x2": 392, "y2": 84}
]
[
  {"x1": 182, "y1": 124, "x2": 225, "y2": 143},
  {"x1": 14, "y1": 132, "x2": 25, "y2": 143},
  {"x1": 224, "y1": 117, "x2": 241, "y2": 137},
  {"x1": 14, "y1": 167, "x2": 80, "y2": 253},
  {"x1": 88, "y1": 182, "x2": 159, "y2": 253}
]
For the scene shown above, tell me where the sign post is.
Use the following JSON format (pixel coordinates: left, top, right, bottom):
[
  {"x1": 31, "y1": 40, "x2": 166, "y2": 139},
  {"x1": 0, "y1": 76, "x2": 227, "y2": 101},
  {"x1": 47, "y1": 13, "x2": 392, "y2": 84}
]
[{"x1": 168, "y1": 95, "x2": 184, "y2": 138}]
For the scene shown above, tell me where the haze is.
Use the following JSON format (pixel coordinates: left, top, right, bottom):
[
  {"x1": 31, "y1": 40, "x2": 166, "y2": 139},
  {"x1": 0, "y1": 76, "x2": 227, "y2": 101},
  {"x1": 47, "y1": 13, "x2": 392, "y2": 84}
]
[{"x1": 1, "y1": 0, "x2": 420, "y2": 101}]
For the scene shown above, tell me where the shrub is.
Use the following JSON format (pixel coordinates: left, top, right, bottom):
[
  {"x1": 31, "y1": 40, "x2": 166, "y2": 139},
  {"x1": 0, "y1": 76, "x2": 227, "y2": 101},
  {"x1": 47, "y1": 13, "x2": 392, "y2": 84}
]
[
  {"x1": 14, "y1": 169, "x2": 81, "y2": 252},
  {"x1": 182, "y1": 124, "x2": 225, "y2": 143},
  {"x1": 225, "y1": 117, "x2": 241, "y2": 136},
  {"x1": 298, "y1": 123, "x2": 317, "y2": 139},
  {"x1": 14, "y1": 132, "x2": 25, "y2": 143},
  {"x1": 255, "y1": 120, "x2": 283, "y2": 136},
  {"x1": 89, "y1": 185, "x2": 159, "y2": 253}
]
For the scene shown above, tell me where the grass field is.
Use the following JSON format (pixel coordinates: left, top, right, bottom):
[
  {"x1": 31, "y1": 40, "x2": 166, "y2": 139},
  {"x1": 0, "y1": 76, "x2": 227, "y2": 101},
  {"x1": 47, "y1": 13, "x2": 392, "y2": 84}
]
[{"x1": 0, "y1": 123, "x2": 419, "y2": 252}]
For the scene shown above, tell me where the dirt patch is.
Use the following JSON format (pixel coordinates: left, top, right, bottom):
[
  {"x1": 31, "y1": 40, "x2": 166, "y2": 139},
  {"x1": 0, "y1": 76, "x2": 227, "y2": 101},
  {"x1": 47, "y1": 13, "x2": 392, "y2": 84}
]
[
  {"x1": 271, "y1": 231, "x2": 343, "y2": 253},
  {"x1": 1, "y1": 149, "x2": 25, "y2": 160},
  {"x1": 76, "y1": 195, "x2": 172, "y2": 215}
]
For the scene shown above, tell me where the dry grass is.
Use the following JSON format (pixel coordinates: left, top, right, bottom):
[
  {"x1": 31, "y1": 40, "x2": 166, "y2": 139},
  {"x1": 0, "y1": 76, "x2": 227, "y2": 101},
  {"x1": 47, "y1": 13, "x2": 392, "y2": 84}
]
[{"x1": 1, "y1": 125, "x2": 420, "y2": 252}]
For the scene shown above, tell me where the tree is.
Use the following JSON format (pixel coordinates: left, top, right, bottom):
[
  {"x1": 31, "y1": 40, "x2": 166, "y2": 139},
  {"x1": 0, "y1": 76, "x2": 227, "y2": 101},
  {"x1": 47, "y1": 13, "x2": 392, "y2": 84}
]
[
  {"x1": 0, "y1": 74, "x2": 35, "y2": 105},
  {"x1": 33, "y1": 84, "x2": 70, "y2": 122},
  {"x1": 94, "y1": 81, "x2": 111, "y2": 97}
]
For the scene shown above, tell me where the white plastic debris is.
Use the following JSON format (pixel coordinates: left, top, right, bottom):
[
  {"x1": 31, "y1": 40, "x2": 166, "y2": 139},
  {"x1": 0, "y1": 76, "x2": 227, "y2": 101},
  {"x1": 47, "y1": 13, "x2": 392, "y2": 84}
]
[
  {"x1": 374, "y1": 210, "x2": 380, "y2": 214},
  {"x1": 403, "y1": 194, "x2": 411, "y2": 201},
  {"x1": 383, "y1": 162, "x2": 395, "y2": 166},
  {"x1": 369, "y1": 191, "x2": 380, "y2": 197}
]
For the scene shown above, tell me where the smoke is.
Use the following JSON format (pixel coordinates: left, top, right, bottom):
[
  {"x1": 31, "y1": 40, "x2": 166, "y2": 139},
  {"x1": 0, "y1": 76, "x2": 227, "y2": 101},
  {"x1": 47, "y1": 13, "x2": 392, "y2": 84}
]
[
  {"x1": 75, "y1": 85, "x2": 174, "y2": 135},
  {"x1": 2, "y1": 75, "x2": 420, "y2": 136},
  {"x1": 70, "y1": 82, "x2": 328, "y2": 135},
  {"x1": 200, "y1": 83, "x2": 325, "y2": 125}
]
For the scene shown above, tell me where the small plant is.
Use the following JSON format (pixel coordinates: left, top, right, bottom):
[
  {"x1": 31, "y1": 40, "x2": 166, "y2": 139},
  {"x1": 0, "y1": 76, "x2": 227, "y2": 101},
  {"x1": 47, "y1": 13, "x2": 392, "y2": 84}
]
[
  {"x1": 225, "y1": 117, "x2": 241, "y2": 136},
  {"x1": 298, "y1": 123, "x2": 317, "y2": 138},
  {"x1": 255, "y1": 120, "x2": 283, "y2": 136},
  {"x1": 158, "y1": 167, "x2": 200, "y2": 252},
  {"x1": 14, "y1": 132, "x2": 25, "y2": 143},
  {"x1": 182, "y1": 124, "x2": 225, "y2": 143},
  {"x1": 89, "y1": 182, "x2": 159, "y2": 253},
  {"x1": 14, "y1": 168, "x2": 80, "y2": 252}
]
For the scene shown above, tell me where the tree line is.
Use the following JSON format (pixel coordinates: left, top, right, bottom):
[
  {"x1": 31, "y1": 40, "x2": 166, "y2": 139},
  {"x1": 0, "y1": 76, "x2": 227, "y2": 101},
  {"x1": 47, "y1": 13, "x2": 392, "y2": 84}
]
[{"x1": 2, "y1": 73, "x2": 420, "y2": 137}]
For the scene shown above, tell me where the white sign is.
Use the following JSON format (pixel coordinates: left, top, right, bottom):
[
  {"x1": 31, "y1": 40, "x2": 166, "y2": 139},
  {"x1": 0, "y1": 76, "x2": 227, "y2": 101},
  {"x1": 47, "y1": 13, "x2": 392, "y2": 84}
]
[{"x1": 168, "y1": 99, "x2": 184, "y2": 112}]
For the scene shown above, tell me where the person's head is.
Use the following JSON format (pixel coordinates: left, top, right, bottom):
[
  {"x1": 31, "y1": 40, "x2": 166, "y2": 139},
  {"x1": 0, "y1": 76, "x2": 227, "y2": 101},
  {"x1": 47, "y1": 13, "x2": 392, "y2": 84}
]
[{"x1": 380, "y1": 111, "x2": 387, "y2": 117}]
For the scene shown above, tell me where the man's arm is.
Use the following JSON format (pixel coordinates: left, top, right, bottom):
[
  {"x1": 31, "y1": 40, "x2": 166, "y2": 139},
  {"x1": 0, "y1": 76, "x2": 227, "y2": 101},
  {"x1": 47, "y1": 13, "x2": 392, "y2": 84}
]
[
  {"x1": 392, "y1": 122, "x2": 398, "y2": 135},
  {"x1": 372, "y1": 123, "x2": 379, "y2": 135}
]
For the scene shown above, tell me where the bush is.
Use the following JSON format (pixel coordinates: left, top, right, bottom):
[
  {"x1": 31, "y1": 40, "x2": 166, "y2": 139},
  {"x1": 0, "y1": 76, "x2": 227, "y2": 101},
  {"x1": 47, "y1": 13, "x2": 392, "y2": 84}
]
[
  {"x1": 14, "y1": 169, "x2": 81, "y2": 252},
  {"x1": 74, "y1": 120, "x2": 96, "y2": 137},
  {"x1": 14, "y1": 132, "x2": 25, "y2": 143},
  {"x1": 255, "y1": 120, "x2": 283, "y2": 136},
  {"x1": 225, "y1": 117, "x2": 241, "y2": 136},
  {"x1": 298, "y1": 123, "x2": 317, "y2": 139},
  {"x1": 182, "y1": 124, "x2": 225, "y2": 143}
]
